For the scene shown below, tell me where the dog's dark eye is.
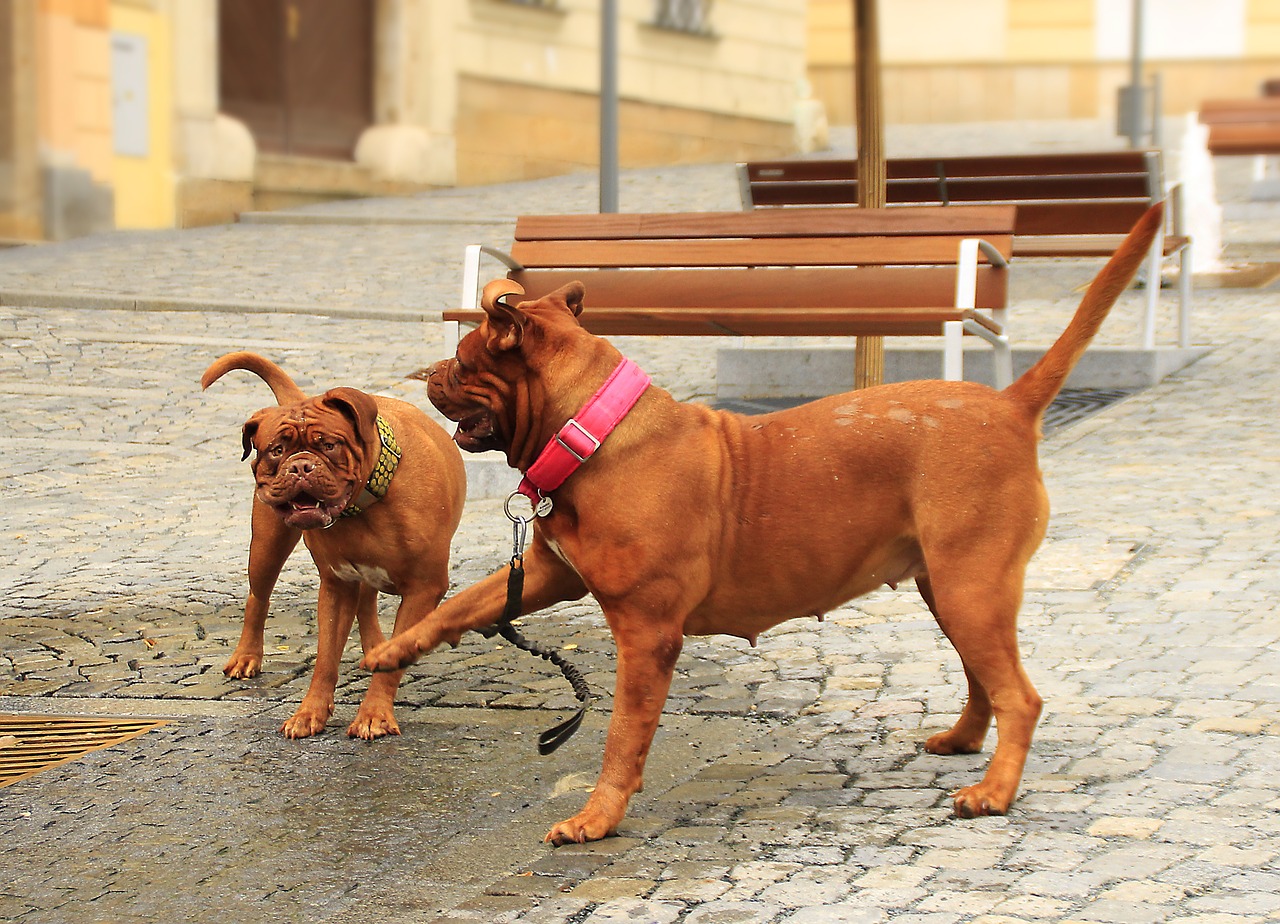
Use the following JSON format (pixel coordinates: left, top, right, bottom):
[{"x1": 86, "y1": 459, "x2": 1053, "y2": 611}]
[{"x1": 268, "y1": 445, "x2": 284, "y2": 458}]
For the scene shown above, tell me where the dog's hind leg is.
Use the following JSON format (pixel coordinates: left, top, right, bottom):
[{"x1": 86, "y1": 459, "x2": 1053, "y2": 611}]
[
  {"x1": 918, "y1": 574, "x2": 992, "y2": 756},
  {"x1": 916, "y1": 563, "x2": 1043, "y2": 818}
]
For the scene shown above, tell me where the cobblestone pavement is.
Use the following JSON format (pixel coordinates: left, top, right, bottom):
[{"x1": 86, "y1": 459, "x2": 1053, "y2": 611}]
[{"x1": 2, "y1": 121, "x2": 1279, "y2": 923}]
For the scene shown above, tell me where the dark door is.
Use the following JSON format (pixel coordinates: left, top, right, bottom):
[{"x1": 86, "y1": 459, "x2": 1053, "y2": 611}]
[{"x1": 219, "y1": 0, "x2": 373, "y2": 159}]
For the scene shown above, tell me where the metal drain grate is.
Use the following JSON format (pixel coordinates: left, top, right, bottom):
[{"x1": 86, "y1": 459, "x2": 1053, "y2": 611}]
[
  {"x1": 1040, "y1": 387, "x2": 1139, "y2": 435},
  {"x1": 714, "y1": 387, "x2": 1138, "y2": 436},
  {"x1": 0, "y1": 714, "x2": 169, "y2": 788}
]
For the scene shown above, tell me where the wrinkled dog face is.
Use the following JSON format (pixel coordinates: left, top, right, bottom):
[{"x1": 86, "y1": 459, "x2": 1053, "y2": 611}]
[
  {"x1": 242, "y1": 390, "x2": 377, "y2": 529},
  {"x1": 427, "y1": 280, "x2": 585, "y2": 456},
  {"x1": 424, "y1": 339, "x2": 517, "y2": 455}
]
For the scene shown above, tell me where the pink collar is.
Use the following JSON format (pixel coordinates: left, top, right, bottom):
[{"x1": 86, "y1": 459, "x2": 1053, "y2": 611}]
[{"x1": 517, "y1": 358, "x2": 651, "y2": 505}]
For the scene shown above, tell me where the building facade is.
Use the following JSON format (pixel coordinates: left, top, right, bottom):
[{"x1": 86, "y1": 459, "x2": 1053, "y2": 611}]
[
  {"x1": 0, "y1": 0, "x2": 808, "y2": 239},
  {"x1": 5, "y1": 1, "x2": 1280, "y2": 241},
  {"x1": 808, "y1": 0, "x2": 1280, "y2": 126}
]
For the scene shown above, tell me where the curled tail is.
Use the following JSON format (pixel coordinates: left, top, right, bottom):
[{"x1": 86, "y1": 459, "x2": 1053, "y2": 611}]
[
  {"x1": 1004, "y1": 202, "x2": 1164, "y2": 417},
  {"x1": 201, "y1": 351, "x2": 307, "y2": 405}
]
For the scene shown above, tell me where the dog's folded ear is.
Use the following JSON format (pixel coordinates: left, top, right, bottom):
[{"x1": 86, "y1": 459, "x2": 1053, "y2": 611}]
[
  {"x1": 548, "y1": 281, "x2": 585, "y2": 317},
  {"x1": 481, "y1": 279, "x2": 528, "y2": 352},
  {"x1": 320, "y1": 388, "x2": 381, "y2": 454},
  {"x1": 240, "y1": 412, "x2": 266, "y2": 461}
]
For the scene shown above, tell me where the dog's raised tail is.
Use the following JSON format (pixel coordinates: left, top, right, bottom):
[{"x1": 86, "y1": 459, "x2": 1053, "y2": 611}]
[
  {"x1": 1003, "y1": 202, "x2": 1164, "y2": 418},
  {"x1": 201, "y1": 351, "x2": 307, "y2": 405}
]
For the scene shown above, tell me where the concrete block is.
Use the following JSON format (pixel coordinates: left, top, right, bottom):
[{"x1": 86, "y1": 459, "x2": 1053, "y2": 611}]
[{"x1": 716, "y1": 344, "x2": 1212, "y2": 398}]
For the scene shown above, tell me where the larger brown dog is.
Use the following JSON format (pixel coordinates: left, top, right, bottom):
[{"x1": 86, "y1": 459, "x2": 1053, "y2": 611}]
[
  {"x1": 203, "y1": 353, "x2": 465, "y2": 739},
  {"x1": 363, "y1": 205, "x2": 1162, "y2": 843}
]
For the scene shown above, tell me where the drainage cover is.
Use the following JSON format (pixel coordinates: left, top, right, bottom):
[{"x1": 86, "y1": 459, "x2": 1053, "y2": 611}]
[
  {"x1": 1040, "y1": 387, "x2": 1139, "y2": 435},
  {"x1": 0, "y1": 714, "x2": 168, "y2": 788}
]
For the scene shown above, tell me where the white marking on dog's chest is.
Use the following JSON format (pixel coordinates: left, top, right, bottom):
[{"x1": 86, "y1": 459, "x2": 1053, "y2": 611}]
[
  {"x1": 331, "y1": 562, "x2": 395, "y2": 591},
  {"x1": 544, "y1": 537, "x2": 582, "y2": 576}
]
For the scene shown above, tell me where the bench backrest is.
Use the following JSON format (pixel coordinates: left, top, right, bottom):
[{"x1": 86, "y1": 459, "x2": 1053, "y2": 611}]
[
  {"x1": 738, "y1": 151, "x2": 1163, "y2": 237},
  {"x1": 1198, "y1": 98, "x2": 1280, "y2": 154},
  {"x1": 502, "y1": 206, "x2": 1015, "y2": 312}
]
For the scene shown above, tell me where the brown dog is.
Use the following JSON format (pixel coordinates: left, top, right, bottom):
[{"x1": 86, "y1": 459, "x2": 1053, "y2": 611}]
[
  {"x1": 362, "y1": 205, "x2": 1163, "y2": 842},
  {"x1": 203, "y1": 352, "x2": 465, "y2": 739}
]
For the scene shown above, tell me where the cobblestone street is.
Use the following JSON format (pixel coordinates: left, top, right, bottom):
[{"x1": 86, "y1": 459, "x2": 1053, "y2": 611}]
[{"x1": 2, "y1": 121, "x2": 1279, "y2": 923}]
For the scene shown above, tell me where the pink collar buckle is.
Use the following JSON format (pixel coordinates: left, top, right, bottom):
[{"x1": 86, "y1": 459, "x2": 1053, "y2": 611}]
[{"x1": 517, "y1": 357, "x2": 651, "y2": 509}]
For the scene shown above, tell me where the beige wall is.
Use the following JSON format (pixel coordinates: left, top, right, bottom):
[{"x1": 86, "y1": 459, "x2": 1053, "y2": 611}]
[
  {"x1": 453, "y1": 0, "x2": 806, "y2": 181},
  {"x1": 111, "y1": 0, "x2": 174, "y2": 228},
  {"x1": 37, "y1": 0, "x2": 111, "y2": 181},
  {"x1": 458, "y1": 0, "x2": 806, "y2": 122},
  {"x1": 0, "y1": 0, "x2": 42, "y2": 241},
  {"x1": 455, "y1": 75, "x2": 794, "y2": 185}
]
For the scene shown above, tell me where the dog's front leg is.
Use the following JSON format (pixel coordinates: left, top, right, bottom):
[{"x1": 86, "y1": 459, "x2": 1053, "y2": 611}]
[
  {"x1": 545, "y1": 619, "x2": 684, "y2": 845},
  {"x1": 360, "y1": 533, "x2": 586, "y2": 673},
  {"x1": 282, "y1": 578, "x2": 360, "y2": 738},
  {"x1": 225, "y1": 499, "x2": 301, "y2": 679}
]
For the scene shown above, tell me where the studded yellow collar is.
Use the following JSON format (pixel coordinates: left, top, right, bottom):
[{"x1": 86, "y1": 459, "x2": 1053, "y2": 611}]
[{"x1": 341, "y1": 415, "x2": 401, "y2": 518}]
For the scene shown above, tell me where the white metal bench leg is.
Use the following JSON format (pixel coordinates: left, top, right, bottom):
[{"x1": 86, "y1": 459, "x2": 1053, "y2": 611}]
[
  {"x1": 1141, "y1": 234, "x2": 1161, "y2": 350},
  {"x1": 993, "y1": 336, "x2": 1013, "y2": 390},
  {"x1": 943, "y1": 320, "x2": 964, "y2": 381},
  {"x1": 1178, "y1": 241, "x2": 1193, "y2": 348}
]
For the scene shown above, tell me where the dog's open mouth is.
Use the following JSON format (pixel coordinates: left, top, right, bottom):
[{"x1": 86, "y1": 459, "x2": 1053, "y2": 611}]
[
  {"x1": 271, "y1": 490, "x2": 347, "y2": 530},
  {"x1": 454, "y1": 411, "x2": 501, "y2": 453}
]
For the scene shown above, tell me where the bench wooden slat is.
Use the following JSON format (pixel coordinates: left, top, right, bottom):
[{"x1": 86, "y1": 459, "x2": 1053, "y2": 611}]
[
  {"x1": 513, "y1": 205, "x2": 1017, "y2": 243},
  {"x1": 444, "y1": 306, "x2": 1000, "y2": 339},
  {"x1": 1198, "y1": 97, "x2": 1280, "y2": 122},
  {"x1": 1015, "y1": 233, "x2": 1190, "y2": 258},
  {"x1": 505, "y1": 266, "x2": 1008, "y2": 311},
  {"x1": 508, "y1": 234, "x2": 1013, "y2": 269},
  {"x1": 748, "y1": 176, "x2": 1151, "y2": 202},
  {"x1": 745, "y1": 151, "x2": 1155, "y2": 182}
]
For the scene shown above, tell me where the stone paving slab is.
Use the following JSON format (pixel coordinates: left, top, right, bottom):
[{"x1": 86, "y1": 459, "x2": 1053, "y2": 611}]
[{"x1": 2, "y1": 120, "x2": 1280, "y2": 923}]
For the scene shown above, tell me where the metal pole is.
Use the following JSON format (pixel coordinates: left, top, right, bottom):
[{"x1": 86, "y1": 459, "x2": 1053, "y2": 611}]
[
  {"x1": 600, "y1": 0, "x2": 619, "y2": 213},
  {"x1": 1126, "y1": 0, "x2": 1145, "y2": 148}
]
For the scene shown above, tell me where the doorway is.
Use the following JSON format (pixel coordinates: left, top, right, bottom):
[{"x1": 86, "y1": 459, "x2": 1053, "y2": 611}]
[{"x1": 218, "y1": 0, "x2": 373, "y2": 159}]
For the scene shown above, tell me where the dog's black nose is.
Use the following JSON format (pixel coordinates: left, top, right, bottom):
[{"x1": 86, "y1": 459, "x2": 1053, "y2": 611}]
[{"x1": 284, "y1": 457, "x2": 316, "y2": 477}]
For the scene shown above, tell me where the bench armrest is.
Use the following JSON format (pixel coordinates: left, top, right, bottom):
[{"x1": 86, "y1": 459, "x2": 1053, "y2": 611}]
[
  {"x1": 953, "y1": 237, "x2": 1008, "y2": 310},
  {"x1": 448, "y1": 244, "x2": 525, "y2": 354},
  {"x1": 1164, "y1": 179, "x2": 1186, "y2": 237}
]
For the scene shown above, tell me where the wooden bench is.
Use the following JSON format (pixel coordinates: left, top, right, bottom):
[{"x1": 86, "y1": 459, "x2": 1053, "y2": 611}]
[
  {"x1": 1198, "y1": 97, "x2": 1280, "y2": 156},
  {"x1": 444, "y1": 205, "x2": 1017, "y2": 387},
  {"x1": 737, "y1": 151, "x2": 1191, "y2": 349}
]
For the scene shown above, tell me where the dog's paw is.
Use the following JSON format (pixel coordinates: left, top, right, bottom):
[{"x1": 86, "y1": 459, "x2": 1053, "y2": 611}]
[
  {"x1": 280, "y1": 703, "x2": 332, "y2": 739},
  {"x1": 359, "y1": 637, "x2": 422, "y2": 673},
  {"x1": 951, "y1": 784, "x2": 1012, "y2": 819},
  {"x1": 347, "y1": 709, "x2": 401, "y2": 741},
  {"x1": 925, "y1": 728, "x2": 985, "y2": 756},
  {"x1": 544, "y1": 811, "x2": 617, "y2": 846},
  {"x1": 223, "y1": 651, "x2": 263, "y2": 679}
]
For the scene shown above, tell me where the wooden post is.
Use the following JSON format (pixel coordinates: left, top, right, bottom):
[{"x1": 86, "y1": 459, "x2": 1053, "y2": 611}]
[{"x1": 853, "y1": 0, "x2": 885, "y2": 389}]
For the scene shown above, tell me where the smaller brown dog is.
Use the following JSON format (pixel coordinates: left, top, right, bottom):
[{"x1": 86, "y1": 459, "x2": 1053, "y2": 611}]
[{"x1": 203, "y1": 352, "x2": 465, "y2": 739}]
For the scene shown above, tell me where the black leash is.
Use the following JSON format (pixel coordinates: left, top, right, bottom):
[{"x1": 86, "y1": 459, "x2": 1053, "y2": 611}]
[{"x1": 476, "y1": 496, "x2": 593, "y2": 755}]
